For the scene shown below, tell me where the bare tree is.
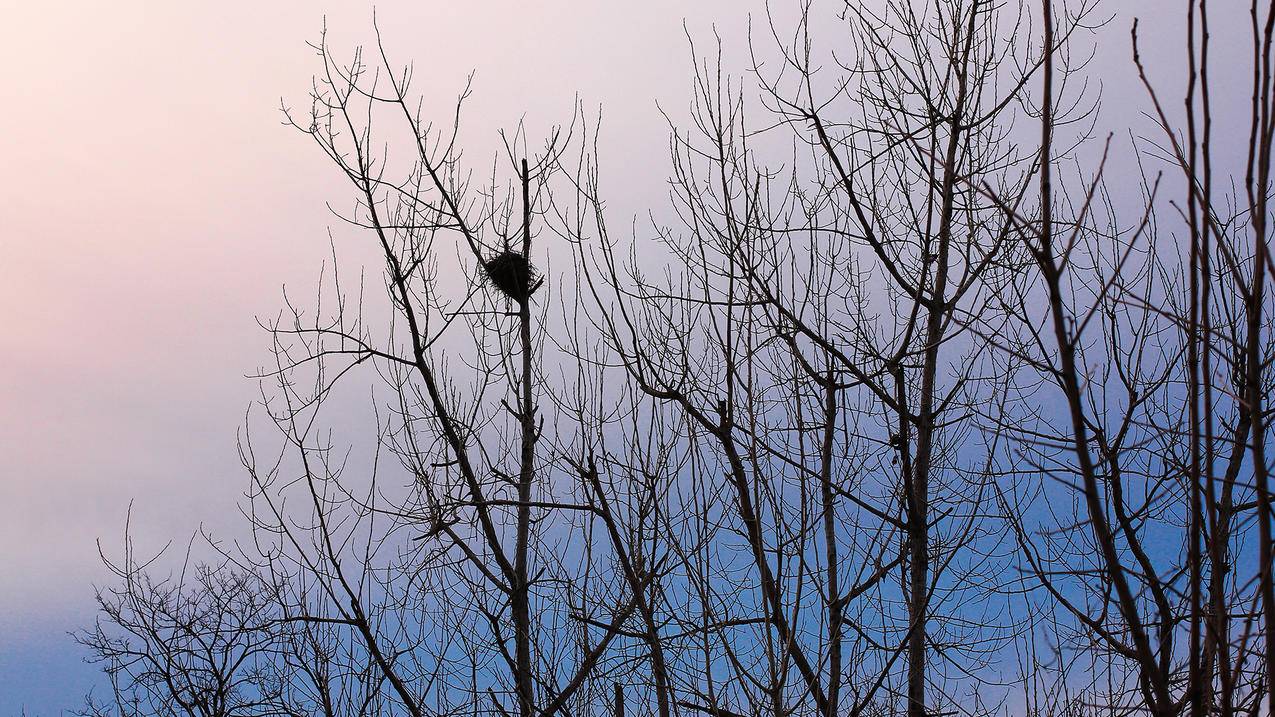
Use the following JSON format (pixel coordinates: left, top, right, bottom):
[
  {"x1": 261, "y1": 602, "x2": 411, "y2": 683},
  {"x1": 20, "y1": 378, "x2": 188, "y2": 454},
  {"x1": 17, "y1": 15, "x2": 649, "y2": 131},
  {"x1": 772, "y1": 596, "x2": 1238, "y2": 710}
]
[
  {"x1": 569, "y1": 2, "x2": 1088, "y2": 715},
  {"x1": 77, "y1": 528, "x2": 283, "y2": 717},
  {"x1": 971, "y1": 0, "x2": 1275, "y2": 715},
  {"x1": 78, "y1": 2, "x2": 1275, "y2": 717},
  {"x1": 229, "y1": 27, "x2": 650, "y2": 717}
]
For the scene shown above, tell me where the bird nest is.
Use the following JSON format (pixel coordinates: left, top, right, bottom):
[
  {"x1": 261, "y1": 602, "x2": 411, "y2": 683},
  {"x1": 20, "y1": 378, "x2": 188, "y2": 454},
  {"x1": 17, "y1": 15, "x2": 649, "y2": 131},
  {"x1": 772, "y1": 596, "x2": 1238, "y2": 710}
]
[{"x1": 482, "y1": 250, "x2": 539, "y2": 303}]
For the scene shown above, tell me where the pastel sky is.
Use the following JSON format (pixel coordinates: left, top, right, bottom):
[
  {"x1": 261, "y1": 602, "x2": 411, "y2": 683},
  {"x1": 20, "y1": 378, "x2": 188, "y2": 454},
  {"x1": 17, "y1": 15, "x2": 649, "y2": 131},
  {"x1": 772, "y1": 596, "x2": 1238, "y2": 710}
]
[
  {"x1": 0, "y1": 0, "x2": 1224, "y2": 713},
  {"x1": 0, "y1": 2, "x2": 753, "y2": 711}
]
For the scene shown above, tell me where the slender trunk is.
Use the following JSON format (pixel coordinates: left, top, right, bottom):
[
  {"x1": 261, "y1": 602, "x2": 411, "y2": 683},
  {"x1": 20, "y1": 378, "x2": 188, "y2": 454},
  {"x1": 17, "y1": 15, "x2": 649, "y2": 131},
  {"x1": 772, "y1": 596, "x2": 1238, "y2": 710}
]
[
  {"x1": 513, "y1": 158, "x2": 537, "y2": 717},
  {"x1": 1043, "y1": 4, "x2": 1168, "y2": 711},
  {"x1": 1185, "y1": 3, "x2": 1206, "y2": 714},
  {"x1": 905, "y1": 5, "x2": 977, "y2": 714},
  {"x1": 820, "y1": 371, "x2": 842, "y2": 714},
  {"x1": 1193, "y1": 2, "x2": 1228, "y2": 711},
  {"x1": 1247, "y1": 134, "x2": 1274, "y2": 717},
  {"x1": 1247, "y1": 9, "x2": 1274, "y2": 715}
]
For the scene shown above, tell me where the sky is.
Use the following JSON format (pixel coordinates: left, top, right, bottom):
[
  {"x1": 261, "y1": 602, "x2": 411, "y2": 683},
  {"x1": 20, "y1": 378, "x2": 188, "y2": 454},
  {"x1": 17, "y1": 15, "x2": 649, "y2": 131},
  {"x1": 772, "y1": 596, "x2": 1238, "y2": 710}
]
[
  {"x1": 0, "y1": 2, "x2": 755, "y2": 711},
  {"x1": 0, "y1": 0, "x2": 1226, "y2": 714}
]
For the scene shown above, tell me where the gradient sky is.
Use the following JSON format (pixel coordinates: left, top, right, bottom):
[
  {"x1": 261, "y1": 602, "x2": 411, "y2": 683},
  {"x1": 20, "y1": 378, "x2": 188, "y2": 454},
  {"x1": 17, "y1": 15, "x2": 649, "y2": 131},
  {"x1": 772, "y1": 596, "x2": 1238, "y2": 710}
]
[
  {"x1": 0, "y1": 1, "x2": 1217, "y2": 713},
  {"x1": 0, "y1": 2, "x2": 753, "y2": 711}
]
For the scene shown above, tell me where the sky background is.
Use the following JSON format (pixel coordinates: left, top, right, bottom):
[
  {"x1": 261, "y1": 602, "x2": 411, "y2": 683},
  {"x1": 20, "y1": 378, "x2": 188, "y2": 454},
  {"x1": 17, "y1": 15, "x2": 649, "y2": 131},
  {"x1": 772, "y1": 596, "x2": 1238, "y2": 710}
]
[{"x1": 0, "y1": 1, "x2": 1219, "y2": 713}]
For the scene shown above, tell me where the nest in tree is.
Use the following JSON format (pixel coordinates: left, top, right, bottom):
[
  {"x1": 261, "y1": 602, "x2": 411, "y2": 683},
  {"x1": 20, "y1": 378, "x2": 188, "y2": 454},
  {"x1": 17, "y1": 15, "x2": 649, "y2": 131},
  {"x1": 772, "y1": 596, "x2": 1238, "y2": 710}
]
[{"x1": 482, "y1": 250, "x2": 540, "y2": 303}]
